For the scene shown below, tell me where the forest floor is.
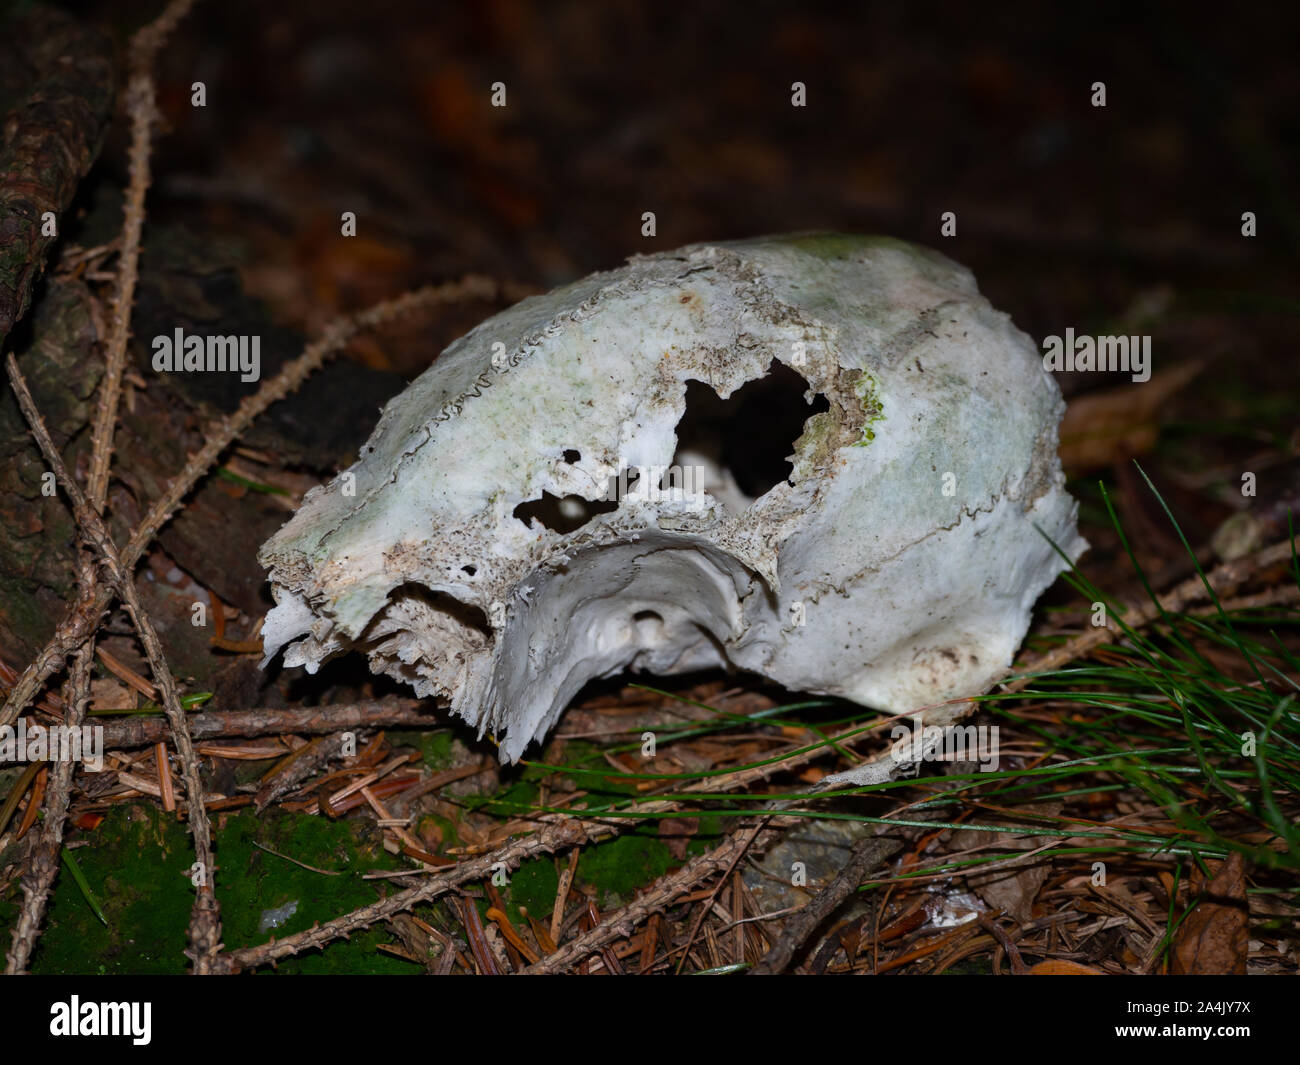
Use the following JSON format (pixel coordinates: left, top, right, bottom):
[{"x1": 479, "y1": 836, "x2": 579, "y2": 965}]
[{"x1": 0, "y1": 0, "x2": 1295, "y2": 974}]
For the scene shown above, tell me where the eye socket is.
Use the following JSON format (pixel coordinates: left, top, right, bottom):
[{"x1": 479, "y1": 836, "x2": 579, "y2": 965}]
[
  {"x1": 673, "y1": 360, "x2": 829, "y2": 504},
  {"x1": 562, "y1": 449, "x2": 581, "y2": 464}
]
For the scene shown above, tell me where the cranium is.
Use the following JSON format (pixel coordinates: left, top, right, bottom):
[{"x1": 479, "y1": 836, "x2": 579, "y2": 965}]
[{"x1": 259, "y1": 234, "x2": 1085, "y2": 762}]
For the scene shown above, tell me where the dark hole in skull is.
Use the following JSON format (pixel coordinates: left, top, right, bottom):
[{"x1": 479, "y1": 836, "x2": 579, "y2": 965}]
[
  {"x1": 363, "y1": 582, "x2": 492, "y2": 644},
  {"x1": 674, "y1": 360, "x2": 829, "y2": 507},
  {"x1": 513, "y1": 361, "x2": 825, "y2": 532},
  {"x1": 514, "y1": 490, "x2": 620, "y2": 534},
  {"x1": 631, "y1": 608, "x2": 665, "y2": 641}
]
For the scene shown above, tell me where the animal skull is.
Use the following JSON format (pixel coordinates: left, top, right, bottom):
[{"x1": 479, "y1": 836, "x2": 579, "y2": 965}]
[{"x1": 259, "y1": 234, "x2": 1086, "y2": 762}]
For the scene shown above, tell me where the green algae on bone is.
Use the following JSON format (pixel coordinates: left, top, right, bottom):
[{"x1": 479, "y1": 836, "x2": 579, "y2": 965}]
[
  {"x1": 783, "y1": 232, "x2": 964, "y2": 287},
  {"x1": 785, "y1": 231, "x2": 910, "y2": 261},
  {"x1": 853, "y1": 370, "x2": 885, "y2": 445}
]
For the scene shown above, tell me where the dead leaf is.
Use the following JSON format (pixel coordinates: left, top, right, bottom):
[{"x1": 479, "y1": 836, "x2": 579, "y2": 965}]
[
  {"x1": 950, "y1": 802, "x2": 1061, "y2": 924},
  {"x1": 657, "y1": 817, "x2": 700, "y2": 861},
  {"x1": 89, "y1": 677, "x2": 136, "y2": 712},
  {"x1": 1170, "y1": 853, "x2": 1248, "y2": 974},
  {"x1": 1030, "y1": 959, "x2": 1105, "y2": 975},
  {"x1": 1058, "y1": 360, "x2": 1203, "y2": 473}
]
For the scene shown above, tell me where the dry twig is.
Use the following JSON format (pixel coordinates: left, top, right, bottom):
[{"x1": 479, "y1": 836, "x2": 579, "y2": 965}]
[
  {"x1": 87, "y1": 0, "x2": 199, "y2": 507},
  {"x1": 523, "y1": 818, "x2": 791, "y2": 975},
  {"x1": 5, "y1": 353, "x2": 222, "y2": 971},
  {"x1": 0, "y1": 276, "x2": 499, "y2": 733},
  {"x1": 749, "y1": 834, "x2": 902, "y2": 974},
  {"x1": 5, "y1": 0, "x2": 199, "y2": 976},
  {"x1": 0, "y1": 700, "x2": 431, "y2": 761}
]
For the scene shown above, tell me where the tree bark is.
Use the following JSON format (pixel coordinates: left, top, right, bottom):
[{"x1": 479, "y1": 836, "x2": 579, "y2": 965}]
[{"x1": 0, "y1": 4, "x2": 115, "y2": 347}]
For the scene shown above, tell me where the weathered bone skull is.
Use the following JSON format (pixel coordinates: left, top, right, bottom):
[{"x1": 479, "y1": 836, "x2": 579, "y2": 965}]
[{"x1": 259, "y1": 234, "x2": 1086, "y2": 762}]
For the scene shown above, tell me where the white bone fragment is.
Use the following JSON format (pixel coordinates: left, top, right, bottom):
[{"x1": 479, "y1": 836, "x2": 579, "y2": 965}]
[{"x1": 260, "y1": 235, "x2": 1086, "y2": 763}]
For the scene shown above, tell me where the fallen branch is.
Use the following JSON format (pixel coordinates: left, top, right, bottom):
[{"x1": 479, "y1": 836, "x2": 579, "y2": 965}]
[
  {"x1": 0, "y1": 275, "x2": 500, "y2": 732},
  {"x1": 225, "y1": 815, "x2": 595, "y2": 971},
  {"x1": 6, "y1": 352, "x2": 221, "y2": 971},
  {"x1": 3, "y1": 268, "x2": 502, "y2": 973},
  {"x1": 749, "y1": 834, "x2": 902, "y2": 974},
  {"x1": 3, "y1": 602, "x2": 94, "y2": 973},
  {"x1": 4, "y1": 0, "x2": 199, "y2": 977},
  {"x1": 0, "y1": 6, "x2": 114, "y2": 347},
  {"x1": 522, "y1": 818, "x2": 791, "y2": 975},
  {"x1": 221, "y1": 698, "x2": 900, "y2": 972},
  {"x1": 673, "y1": 817, "x2": 771, "y2": 973},
  {"x1": 23, "y1": 698, "x2": 429, "y2": 756},
  {"x1": 254, "y1": 733, "x2": 350, "y2": 811},
  {"x1": 87, "y1": 0, "x2": 198, "y2": 507}
]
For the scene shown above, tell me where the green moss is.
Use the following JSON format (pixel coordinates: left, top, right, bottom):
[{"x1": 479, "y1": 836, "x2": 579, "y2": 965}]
[
  {"x1": 576, "y1": 829, "x2": 675, "y2": 907},
  {"x1": 18, "y1": 805, "x2": 193, "y2": 974},
  {"x1": 471, "y1": 775, "x2": 540, "y2": 817},
  {"x1": 853, "y1": 371, "x2": 886, "y2": 445},
  {"x1": 503, "y1": 857, "x2": 560, "y2": 926},
  {"x1": 3, "y1": 803, "x2": 423, "y2": 974},
  {"x1": 683, "y1": 815, "x2": 726, "y2": 857},
  {"x1": 0, "y1": 800, "x2": 729, "y2": 971},
  {"x1": 388, "y1": 728, "x2": 457, "y2": 770},
  {"x1": 484, "y1": 816, "x2": 726, "y2": 927},
  {"x1": 216, "y1": 809, "x2": 414, "y2": 974}
]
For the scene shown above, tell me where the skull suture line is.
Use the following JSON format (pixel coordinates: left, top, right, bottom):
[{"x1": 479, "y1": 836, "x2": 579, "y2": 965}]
[{"x1": 259, "y1": 234, "x2": 1086, "y2": 763}]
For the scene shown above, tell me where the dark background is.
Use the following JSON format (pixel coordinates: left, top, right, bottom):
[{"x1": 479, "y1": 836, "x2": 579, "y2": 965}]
[
  {"x1": 71, "y1": 0, "x2": 1299, "y2": 363},
  {"x1": 0, "y1": 0, "x2": 1283, "y2": 624},
  {"x1": 8, "y1": 0, "x2": 1283, "y2": 633}
]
